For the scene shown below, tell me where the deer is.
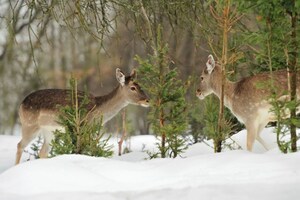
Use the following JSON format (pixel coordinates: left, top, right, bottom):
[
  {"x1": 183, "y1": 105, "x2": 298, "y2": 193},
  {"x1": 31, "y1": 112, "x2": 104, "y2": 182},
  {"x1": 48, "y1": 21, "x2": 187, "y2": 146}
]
[
  {"x1": 196, "y1": 55, "x2": 300, "y2": 151},
  {"x1": 16, "y1": 68, "x2": 149, "y2": 164}
]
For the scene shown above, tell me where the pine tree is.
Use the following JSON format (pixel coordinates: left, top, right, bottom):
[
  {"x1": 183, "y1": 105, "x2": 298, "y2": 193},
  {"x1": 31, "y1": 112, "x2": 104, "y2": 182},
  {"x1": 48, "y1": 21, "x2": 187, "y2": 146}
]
[
  {"x1": 136, "y1": 32, "x2": 188, "y2": 158},
  {"x1": 237, "y1": 0, "x2": 300, "y2": 152},
  {"x1": 194, "y1": 0, "x2": 243, "y2": 152},
  {"x1": 50, "y1": 78, "x2": 113, "y2": 158},
  {"x1": 202, "y1": 96, "x2": 240, "y2": 152},
  {"x1": 188, "y1": 95, "x2": 207, "y2": 144},
  {"x1": 26, "y1": 136, "x2": 43, "y2": 161}
]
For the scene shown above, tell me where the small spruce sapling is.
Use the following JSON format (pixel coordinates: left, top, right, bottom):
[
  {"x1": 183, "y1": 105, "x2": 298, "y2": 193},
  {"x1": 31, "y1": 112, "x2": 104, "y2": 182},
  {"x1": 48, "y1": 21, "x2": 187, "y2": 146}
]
[
  {"x1": 136, "y1": 37, "x2": 188, "y2": 158},
  {"x1": 203, "y1": 96, "x2": 241, "y2": 152},
  {"x1": 50, "y1": 77, "x2": 113, "y2": 158},
  {"x1": 26, "y1": 136, "x2": 43, "y2": 161}
]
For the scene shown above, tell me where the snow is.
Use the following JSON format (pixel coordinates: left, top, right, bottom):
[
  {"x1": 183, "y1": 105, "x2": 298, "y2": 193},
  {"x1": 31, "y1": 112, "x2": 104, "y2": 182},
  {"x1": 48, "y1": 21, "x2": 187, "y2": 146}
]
[
  {"x1": 0, "y1": 127, "x2": 300, "y2": 200},
  {"x1": 0, "y1": 135, "x2": 20, "y2": 173}
]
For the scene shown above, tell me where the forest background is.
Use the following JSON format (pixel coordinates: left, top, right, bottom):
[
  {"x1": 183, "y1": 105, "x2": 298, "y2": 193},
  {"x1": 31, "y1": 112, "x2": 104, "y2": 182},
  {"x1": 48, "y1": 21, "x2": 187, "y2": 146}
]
[{"x1": 0, "y1": 0, "x2": 299, "y2": 153}]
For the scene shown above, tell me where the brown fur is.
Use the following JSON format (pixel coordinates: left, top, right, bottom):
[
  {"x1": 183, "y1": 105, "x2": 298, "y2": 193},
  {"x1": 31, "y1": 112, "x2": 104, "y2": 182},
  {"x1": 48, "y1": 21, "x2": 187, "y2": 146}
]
[
  {"x1": 22, "y1": 89, "x2": 96, "y2": 112},
  {"x1": 197, "y1": 55, "x2": 300, "y2": 151},
  {"x1": 234, "y1": 70, "x2": 292, "y2": 97},
  {"x1": 15, "y1": 69, "x2": 149, "y2": 164}
]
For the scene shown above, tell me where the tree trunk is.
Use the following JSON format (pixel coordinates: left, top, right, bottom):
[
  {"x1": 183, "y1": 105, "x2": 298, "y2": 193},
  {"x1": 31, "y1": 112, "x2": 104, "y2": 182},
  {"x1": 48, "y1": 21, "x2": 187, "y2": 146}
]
[
  {"x1": 214, "y1": 140, "x2": 222, "y2": 153},
  {"x1": 160, "y1": 109, "x2": 166, "y2": 158},
  {"x1": 289, "y1": 6, "x2": 298, "y2": 152},
  {"x1": 74, "y1": 80, "x2": 81, "y2": 154},
  {"x1": 217, "y1": 0, "x2": 230, "y2": 149}
]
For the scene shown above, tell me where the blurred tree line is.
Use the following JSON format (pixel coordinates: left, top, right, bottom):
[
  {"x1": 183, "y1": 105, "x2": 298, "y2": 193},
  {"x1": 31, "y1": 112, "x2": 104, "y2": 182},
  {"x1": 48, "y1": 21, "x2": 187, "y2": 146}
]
[
  {"x1": 0, "y1": 0, "x2": 206, "y2": 135},
  {"x1": 0, "y1": 0, "x2": 299, "y2": 152}
]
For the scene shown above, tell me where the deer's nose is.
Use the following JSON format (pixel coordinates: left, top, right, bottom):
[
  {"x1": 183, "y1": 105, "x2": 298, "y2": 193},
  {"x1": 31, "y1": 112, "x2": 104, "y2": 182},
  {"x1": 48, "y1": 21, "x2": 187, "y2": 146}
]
[
  {"x1": 139, "y1": 98, "x2": 150, "y2": 107},
  {"x1": 196, "y1": 89, "x2": 201, "y2": 95}
]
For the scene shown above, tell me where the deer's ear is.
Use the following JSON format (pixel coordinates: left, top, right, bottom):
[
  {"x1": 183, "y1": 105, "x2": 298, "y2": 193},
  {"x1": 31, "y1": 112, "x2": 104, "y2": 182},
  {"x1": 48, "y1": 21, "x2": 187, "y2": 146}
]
[
  {"x1": 116, "y1": 68, "x2": 125, "y2": 86},
  {"x1": 206, "y1": 54, "x2": 215, "y2": 74},
  {"x1": 130, "y1": 69, "x2": 137, "y2": 79}
]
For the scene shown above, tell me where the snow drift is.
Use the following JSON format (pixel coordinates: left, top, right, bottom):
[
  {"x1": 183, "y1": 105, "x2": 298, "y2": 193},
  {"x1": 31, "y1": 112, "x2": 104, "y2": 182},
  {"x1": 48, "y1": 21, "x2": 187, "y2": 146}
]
[{"x1": 0, "y1": 127, "x2": 299, "y2": 200}]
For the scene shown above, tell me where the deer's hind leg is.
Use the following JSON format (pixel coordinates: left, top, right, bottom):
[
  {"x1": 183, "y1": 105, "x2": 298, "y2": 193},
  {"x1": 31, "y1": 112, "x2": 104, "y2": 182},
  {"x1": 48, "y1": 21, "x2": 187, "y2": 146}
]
[
  {"x1": 39, "y1": 126, "x2": 59, "y2": 159},
  {"x1": 245, "y1": 122, "x2": 259, "y2": 152},
  {"x1": 39, "y1": 140, "x2": 51, "y2": 159},
  {"x1": 16, "y1": 124, "x2": 40, "y2": 165},
  {"x1": 256, "y1": 122, "x2": 269, "y2": 150}
]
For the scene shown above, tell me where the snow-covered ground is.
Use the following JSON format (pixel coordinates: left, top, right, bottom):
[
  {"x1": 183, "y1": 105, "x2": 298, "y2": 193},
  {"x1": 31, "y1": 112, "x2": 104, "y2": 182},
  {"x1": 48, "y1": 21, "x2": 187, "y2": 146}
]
[{"x1": 0, "y1": 127, "x2": 300, "y2": 200}]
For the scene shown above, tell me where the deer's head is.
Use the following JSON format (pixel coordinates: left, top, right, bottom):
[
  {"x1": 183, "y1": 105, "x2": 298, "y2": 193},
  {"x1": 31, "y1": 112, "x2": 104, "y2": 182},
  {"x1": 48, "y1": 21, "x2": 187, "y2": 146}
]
[
  {"x1": 196, "y1": 54, "x2": 218, "y2": 100},
  {"x1": 116, "y1": 68, "x2": 150, "y2": 107}
]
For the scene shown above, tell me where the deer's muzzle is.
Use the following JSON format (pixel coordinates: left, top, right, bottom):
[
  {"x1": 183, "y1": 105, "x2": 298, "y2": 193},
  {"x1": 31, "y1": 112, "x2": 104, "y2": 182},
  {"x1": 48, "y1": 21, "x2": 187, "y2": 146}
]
[
  {"x1": 139, "y1": 99, "x2": 150, "y2": 107},
  {"x1": 196, "y1": 89, "x2": 204, "y2": 100}
]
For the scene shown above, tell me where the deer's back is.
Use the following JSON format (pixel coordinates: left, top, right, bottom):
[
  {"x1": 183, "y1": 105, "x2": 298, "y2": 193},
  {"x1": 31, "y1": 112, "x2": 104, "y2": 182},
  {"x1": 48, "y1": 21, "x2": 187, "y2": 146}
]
[
  {"x1": 230, "y1": 70, "x2": 300, "y2": 123},
  {"x1": 234, "y1": 70, "x2": 299, "y2": 99},
  {"x1": 21, "y1": 89, "x2": 96, "y2": 112}
]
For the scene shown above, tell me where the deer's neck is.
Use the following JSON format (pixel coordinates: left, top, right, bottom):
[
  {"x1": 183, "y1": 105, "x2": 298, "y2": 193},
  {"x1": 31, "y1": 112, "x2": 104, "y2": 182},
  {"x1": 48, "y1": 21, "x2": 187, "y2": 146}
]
[
  {"x1": 93, "y1": 85, "x2": 128, "y2": 124},
  {"x1": 211, "y1": 73, "x2": 235, "y2": 110}
]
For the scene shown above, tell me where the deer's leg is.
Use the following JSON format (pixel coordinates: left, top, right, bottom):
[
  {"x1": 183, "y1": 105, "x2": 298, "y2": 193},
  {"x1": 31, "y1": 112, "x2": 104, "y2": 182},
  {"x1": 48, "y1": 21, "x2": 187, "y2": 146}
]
[
  {"x1": 39, "y1": 127, "x2": 56, "y2": 159},
  {"x1": 16, "y1": 125, "x2": 39, "y2": 165},
  {"x1": 39, "y1": 142, "x2": 50, "y2": 159},
  {"x1": 256, "y1": 122, "x2": 269, "y2": 150},
  {"x1": 245, "y1": 123, "x2": 258, "y2": 152}
]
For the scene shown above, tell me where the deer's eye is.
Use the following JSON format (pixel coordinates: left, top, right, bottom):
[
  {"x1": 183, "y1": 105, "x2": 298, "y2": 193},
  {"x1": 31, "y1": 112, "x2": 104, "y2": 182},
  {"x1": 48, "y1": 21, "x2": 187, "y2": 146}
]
[{"x1": 130, "y1": 86, "x2": 136, "y2": 91}]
